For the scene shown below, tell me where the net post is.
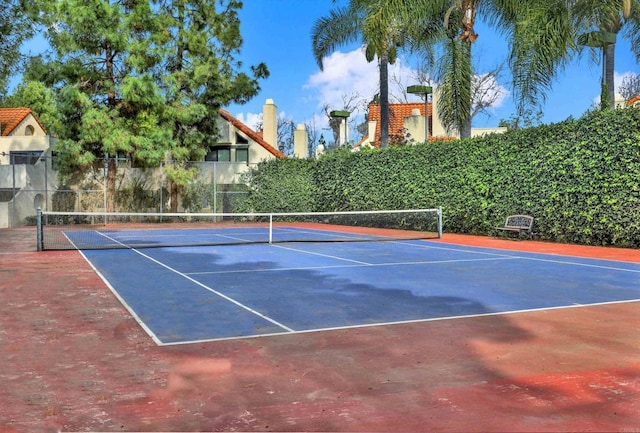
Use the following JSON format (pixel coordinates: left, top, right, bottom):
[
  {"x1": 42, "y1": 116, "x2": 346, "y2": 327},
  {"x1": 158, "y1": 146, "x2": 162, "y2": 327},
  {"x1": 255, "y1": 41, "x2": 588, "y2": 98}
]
[
  {"x1": 437, "y1": 207, "x2": 443, "y2": 238},
  {"x1": 36, "y1": 207, "x2": 43, "y2": 251},
  {"x1": 269, "y1": 213, "x2": 273, "y2": 244}
]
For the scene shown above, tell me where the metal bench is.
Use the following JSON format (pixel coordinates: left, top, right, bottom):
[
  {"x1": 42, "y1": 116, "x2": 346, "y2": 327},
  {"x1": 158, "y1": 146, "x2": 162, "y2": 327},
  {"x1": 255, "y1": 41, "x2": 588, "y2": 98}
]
[{"x1": 495, "y1": 215, "x2": 534, "y2": 239}]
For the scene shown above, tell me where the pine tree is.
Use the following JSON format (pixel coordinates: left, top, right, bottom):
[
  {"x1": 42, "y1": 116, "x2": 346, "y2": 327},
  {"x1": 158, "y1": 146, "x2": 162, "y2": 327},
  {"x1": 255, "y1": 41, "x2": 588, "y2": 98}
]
[
  {"x1": 33, "y1": 0, "x2": 169, "y2": 211},
  {"x1": 32, "y1": 0, "x2": 267, "y2": 211},
  {"x1": 155, "y1": 0, "x2": 268, "y2": 211},
  {"x1": 0, "y1": 1, "x2": 33, "y2": 96}
]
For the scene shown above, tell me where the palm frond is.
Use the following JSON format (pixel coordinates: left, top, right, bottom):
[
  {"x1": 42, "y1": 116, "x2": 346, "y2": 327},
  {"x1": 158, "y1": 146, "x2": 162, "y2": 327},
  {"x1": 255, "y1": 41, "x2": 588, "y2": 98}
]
[
  {"x1": 311, "y1": 6, "x2": 363, "y2": 70},
  {"x1": 435, "y1": 36, "x2": 472, "y2": 135},
  {"x1": 509, "y1": 0, "x2": 575, "y2": 112}
]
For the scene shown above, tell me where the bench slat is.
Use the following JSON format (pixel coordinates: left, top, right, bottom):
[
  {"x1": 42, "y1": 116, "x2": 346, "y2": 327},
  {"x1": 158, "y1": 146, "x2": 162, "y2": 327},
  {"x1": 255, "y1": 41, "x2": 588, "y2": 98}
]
[{"x1": 495, "y1": 214, "x2": 534, "y2": 238}]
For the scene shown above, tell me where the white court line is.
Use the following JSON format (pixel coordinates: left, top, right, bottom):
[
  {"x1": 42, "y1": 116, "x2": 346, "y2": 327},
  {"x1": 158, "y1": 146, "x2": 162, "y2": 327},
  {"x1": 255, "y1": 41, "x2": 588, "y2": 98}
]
[
  {"x1": 76, "y1": 231, "x2": 639, "y2": 346},
  {"x1": 423, "y1": 239, "x2": 640, "y2": 264},
  {"x1": 273, "y1": 226, "x2": 385, "y2": 241},
  {"x1": 94, "y1": 232, "x2": 295, "y2": 338},
  {"x1": 271, "y1": 243, "x2": 373, "y2": 265},
  {"x1": 518, "y1": 256, "x2": 640, "y2": 273},
  {"x1": 400, "y1": 240, "x2": 640, "y2": 272},
  {"x1": 77, "y1": 248, "x2": 165, "y2": 346},
  {"x1": 63, "y1": 230, "x2": 165, "y2": 345},
  {"x1": 393, "y1": 240, "x2": 520, "y2": 257},
  {"x1": 187, "y1": 256, "x2": 519, "y2": 276},
  {"x1": 158, "y1": 298, "x2": 640, "y2": 346}
]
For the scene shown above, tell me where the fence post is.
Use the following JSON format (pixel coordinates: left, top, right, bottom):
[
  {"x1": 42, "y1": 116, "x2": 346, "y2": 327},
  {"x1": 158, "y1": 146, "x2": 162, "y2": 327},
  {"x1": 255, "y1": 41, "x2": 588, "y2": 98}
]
[{"x1": 36, "y1": 207, "x2": 43, "y2": 251}]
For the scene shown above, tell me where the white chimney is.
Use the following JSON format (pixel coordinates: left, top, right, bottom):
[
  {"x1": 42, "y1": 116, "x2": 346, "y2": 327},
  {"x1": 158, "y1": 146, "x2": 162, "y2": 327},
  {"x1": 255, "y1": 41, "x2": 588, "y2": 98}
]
[
  {"x1": 404, "y1": 108, "x2": 425, "y2": 143},
  {"x1": 293, "y1": 123, "x2": 308, "y2": 158},
  {"x1": 262, "y1": 98, "x2": 277, "y2": 147}
]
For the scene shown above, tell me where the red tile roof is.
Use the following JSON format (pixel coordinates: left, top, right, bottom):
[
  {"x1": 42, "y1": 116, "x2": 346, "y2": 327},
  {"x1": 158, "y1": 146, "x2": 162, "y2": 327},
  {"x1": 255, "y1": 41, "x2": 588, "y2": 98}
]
[
  {"x1": 626, "y1": 95, "x2": 640, "y2": 107},
  {"x1": 0, "y1": 108, "x2": 46, "y2": 136},
  {"x1": 366, "y1": 102, "x2": 433, "y2": 146},
  {"x1": 219, "y1": 109, "x2": 286, "y2": 159}
]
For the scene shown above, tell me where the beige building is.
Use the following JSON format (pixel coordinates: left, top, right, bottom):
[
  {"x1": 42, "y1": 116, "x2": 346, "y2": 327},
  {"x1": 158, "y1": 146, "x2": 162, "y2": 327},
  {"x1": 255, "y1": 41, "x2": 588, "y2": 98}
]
[
  {"x1": 0, "y1": 108, "x2": 55, "y2": 228},
  {"x1": 216, "y1": 99, "x2": 286, "y2": 164},
  {"x1": 359, "y1": 92, "x2": 506, "y2": 148},
  {"x1": 217, "y1": 98, "x2": 309, "y2": 161},
  {"x1": 0, "y1": 102, "x2": 290, "y2": 227}
]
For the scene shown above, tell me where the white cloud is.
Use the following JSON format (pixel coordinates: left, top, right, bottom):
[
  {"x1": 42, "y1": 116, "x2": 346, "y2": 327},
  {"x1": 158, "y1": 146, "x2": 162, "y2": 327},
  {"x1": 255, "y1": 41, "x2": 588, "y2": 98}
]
[
  {"x1": 304, "y1": 47, "x2": 510, "y2": 119},
  {"x1": 473, "y1": 72, "x2": 510, "y2": 110},
  {"x1": 615, "y1": 70, "x2": 634, "y2": 89},
  {"x1": 304, "y1": 47, "x2": 379, "y2": 111},
  {"x1": 234, "y1": 112, "x2": 262, "y2": 130}
]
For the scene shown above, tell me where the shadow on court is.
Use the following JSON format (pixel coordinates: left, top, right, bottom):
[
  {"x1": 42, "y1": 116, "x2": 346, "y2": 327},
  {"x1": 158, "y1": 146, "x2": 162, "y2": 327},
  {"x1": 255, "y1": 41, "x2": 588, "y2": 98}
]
[
  {"x1": 92, "y1": 246, "x2": 501, "y2": 342},
  {"x1": 1, "y1": 228, "x2": 639, "y2": 431}
]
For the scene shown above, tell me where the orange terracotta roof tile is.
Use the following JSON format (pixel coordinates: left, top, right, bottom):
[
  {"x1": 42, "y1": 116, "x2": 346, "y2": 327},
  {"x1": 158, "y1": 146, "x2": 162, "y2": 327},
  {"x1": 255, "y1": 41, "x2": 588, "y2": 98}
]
[
  {"x1": 0, "y1": 108, "x2": 46, "y2": 136},
  {"x1": 626, "y1": 95, "x2": 640, "y2": 107},
  {"x1": 367, "y1": 102, "x2": 433, "y2": 147},
  {"x1": 218, "y1": 109, "x2": 286, "y2": 159}
]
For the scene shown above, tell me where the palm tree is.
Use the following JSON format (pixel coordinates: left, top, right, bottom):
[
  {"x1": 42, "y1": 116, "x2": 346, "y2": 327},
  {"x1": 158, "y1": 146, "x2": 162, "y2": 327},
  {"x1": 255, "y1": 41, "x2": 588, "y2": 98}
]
[
  {"x1": 311, "y1": 1, "x2": 406, "y2": 148},
  {"x1": 572, "y1": 0, "x2": 640, "y2": 109},
  {"x1": 397, "y1": 0, "x2": 575, "y2": 138}
]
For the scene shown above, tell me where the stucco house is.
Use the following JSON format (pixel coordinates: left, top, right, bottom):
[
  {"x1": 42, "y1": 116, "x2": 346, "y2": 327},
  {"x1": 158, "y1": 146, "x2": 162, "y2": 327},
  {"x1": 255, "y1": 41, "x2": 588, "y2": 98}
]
[
  {"x1": 215, "y1": 99, "x2": 286, "y2": 163},
  {"x1": 359, "y1": 93, "x2": 507, "y2": 148},
  {"x1": 0, "y1": 108, "x2": 51, "y2": 164},
  {"x1": 0, "y1": 108, "x2": 55, "y2": 228},
  {"x1": 0, "y1": 102, "x2": 291, "y2": 227}
]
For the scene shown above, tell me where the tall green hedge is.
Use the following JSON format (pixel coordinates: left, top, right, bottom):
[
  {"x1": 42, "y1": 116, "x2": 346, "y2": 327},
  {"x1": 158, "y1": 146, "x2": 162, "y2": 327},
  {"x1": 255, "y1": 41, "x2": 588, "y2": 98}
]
[{"x1": 242, "y1": 108, "x2": 640, "y2": 247}]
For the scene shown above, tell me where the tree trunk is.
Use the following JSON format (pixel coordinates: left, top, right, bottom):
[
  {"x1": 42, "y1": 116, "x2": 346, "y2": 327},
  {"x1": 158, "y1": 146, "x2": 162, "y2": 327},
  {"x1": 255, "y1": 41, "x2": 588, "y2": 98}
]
[
  {"x1": 604, "y1": 42, "x2": 616, "y2": 110},
  {"x1": 170, "y1": 181, "x2": 179, "y2": 213},
  {"x1": 107, "y1": 157, "x2": 117, "y2": 212},
  {"x1": 379, "y1": 54, "x2": 389, "y2": 148},
  {"x1": 460, "y1": 41, "x2": 472, "y2": 139}
]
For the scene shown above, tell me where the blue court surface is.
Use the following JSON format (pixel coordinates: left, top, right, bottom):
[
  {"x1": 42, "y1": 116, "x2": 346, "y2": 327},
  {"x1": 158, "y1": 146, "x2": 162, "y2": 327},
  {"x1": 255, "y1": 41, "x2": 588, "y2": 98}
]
[{"x1": 79, "y1": 235, "x2": 640, "y2": 346}]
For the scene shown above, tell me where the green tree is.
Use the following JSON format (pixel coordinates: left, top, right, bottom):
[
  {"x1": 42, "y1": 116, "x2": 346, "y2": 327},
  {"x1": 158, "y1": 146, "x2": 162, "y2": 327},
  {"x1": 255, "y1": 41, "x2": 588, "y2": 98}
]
[
  {"x1": 397, "y1": 0, "x2": 574, "y2": 138},
  {"x1": 0, "y1": 1, "x2": 34, "y2": 96},
  {"x1": 573, "y1": 0, "x2": 640, "y2": 110},
  {"x1": 32, "y1": 0, "x2": 170, "y2": 211},
  {"x1": 156, "y1": 0, "x2": 268, "y2": 211},
  {"x1": 2, "y1": 81, "x2": 62, "y2": 134},
  {"x1": 30, "y1": 0, "x2": 266, "y2": 212},
  {"x1": 312, "y1": 0, "x2": 407, "y2": 148}
]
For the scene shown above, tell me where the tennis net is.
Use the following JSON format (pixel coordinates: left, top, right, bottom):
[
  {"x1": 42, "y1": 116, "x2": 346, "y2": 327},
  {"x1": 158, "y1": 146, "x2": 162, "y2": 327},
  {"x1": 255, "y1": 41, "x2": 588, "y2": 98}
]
[{"x1": 36, "y1": 208, "x2": 443, "y2": 251}]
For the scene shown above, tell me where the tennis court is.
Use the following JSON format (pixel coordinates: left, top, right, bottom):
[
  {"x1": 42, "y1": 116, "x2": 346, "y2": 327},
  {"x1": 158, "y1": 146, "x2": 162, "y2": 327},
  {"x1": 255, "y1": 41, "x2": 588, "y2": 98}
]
[
  {"x1": 2, "y1": 212, "x2": 640, "y2": 432},
  {"x1": 45, "y1": 211, "x2": 639, "y2": 345}
]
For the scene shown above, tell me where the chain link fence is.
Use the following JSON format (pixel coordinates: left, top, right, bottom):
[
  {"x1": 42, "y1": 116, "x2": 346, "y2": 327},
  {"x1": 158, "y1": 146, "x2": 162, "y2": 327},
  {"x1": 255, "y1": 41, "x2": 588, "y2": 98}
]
[{"x1": 1, "y1": 156, "x2": 257, "y2": 227}]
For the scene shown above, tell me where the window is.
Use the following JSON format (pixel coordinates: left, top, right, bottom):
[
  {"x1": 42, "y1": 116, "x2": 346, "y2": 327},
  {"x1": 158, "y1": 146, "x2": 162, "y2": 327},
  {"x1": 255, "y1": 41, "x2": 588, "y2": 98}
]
[
  {"x1": 235, "y1": 147, "x2": 249, "y2": 163},
  {"x1": 235, "y1": 132, "x2": 248, "y2": 144},
  {"x1": 205, "y1": 146, "x2": 231, "y2": 162},
  {"x1": 25, "y1": 125, "x2": 35, "y2": 136},
  {"x1": 10, "y1": 151, "x2": 42, "y2": 165}
]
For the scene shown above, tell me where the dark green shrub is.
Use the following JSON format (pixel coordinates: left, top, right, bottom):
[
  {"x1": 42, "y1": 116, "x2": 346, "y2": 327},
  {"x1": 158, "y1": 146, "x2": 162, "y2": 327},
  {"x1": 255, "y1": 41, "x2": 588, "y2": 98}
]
[{"x1": 243, "y1": 108, "x2": 640, "y2": 247}]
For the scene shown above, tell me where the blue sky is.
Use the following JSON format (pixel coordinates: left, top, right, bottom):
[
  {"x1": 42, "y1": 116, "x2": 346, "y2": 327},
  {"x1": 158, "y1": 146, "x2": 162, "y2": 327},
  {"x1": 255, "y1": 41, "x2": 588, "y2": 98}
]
[
  {"x1": 16, "y1": 1, "x2": 640, "y2": 140},
  {"x1": 227, "y1": 0, "x2": 640, "y2": 136}
]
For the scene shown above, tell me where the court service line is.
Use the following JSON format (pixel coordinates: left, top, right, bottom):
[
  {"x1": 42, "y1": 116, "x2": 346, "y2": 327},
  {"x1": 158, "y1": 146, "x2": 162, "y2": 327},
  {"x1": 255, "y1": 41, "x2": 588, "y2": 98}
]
[
  {"x1": 95, "y1": 232, "x2": 296, "y2": 335},
  {"x1": 518, "y1": 256, "x2": 640, "y2": 273},
  {"x1": 271, "y1": 243, "x2": 374, "y2": 265},
  {"x1": 186, "y1": 256, "x2": 519, "y2": 276},
  {"x1": 274, "y1": 226, "x2": 377, "y2": 241},
  {"x1": 393, "y1": 240, "x2": 519, "y2": 258},
  {"x1": 424, "y1": 239, "x2": 640, "y2": 264},
  {"x1": 159, "y1": 297, "x2": 640, "y2": 346},
  {"x1": 403, "y1": 241, "x2": 640, "y2": 272}
]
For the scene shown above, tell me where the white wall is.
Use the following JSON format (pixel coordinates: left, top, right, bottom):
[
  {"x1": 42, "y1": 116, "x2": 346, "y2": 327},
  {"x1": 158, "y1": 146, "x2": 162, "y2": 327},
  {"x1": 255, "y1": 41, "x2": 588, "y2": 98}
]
[{"x1": 0, "y1": 136, "x2": 52, "y2": 165}]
